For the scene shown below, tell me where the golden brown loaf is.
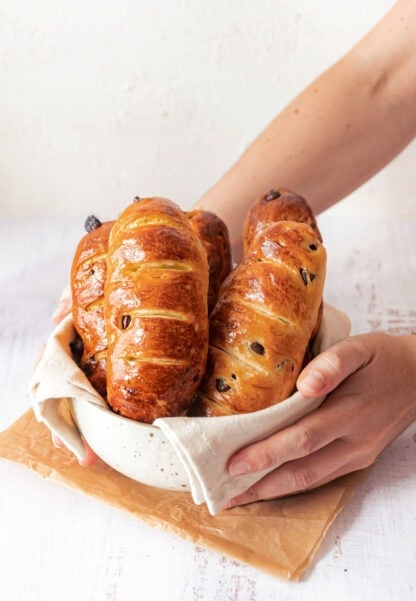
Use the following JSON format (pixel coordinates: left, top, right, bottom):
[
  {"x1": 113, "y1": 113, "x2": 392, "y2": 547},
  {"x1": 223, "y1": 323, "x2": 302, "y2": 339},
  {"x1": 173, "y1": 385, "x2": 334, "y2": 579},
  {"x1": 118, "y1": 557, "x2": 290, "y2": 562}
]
[
  {"x1": 242, "y1": 188, "x2": 322, "y2": 253},
  {"x1": 70, "y1": 217, "x2": 114, "y2": 398},
  {"x1": 193, "y1": 220, "x2": 326, "y2": 416},
  {"x1": 105, "y1": 197, "x2": 209, "y2": 423},
  {"x1": 243, "y1": 186, "x2": 324, "y2": 345},
  {"x1": 187, "y1": 209, "x2": 232, "y2": 313}
]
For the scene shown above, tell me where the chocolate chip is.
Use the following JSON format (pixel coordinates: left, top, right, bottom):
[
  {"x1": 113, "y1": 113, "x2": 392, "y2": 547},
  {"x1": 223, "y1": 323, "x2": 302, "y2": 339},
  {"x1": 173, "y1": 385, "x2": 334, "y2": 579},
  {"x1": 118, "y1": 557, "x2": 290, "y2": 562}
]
[
  {"x1": 265, "y1": 189, "x2": 281, "y2": 201},
  {"x1": 251, "y1": 341, "x2": 265, "y2": 355},
  {"x1": 216, "y1": 378, "x2": 231, "y2": 392},
  {"x1": 300, "y1": 267, "x2": 308, "y2": 286},
  {"x1": 309, "y1": 273, "x2": 316, "y2": 281},
  {"x1": 127, "y1": 388, "x2": 137, "y2": 395},
  {"x1": 84, "y1": 215, "x2": 102, "y2": 232},
  {"x1": 309, "y1": 244, "x2": 317, "y2": 251},
  {"x1": 83, "y1": 357, "x2": 97, "y2": 376},
  {"x1": 70, "y1": 338, "x2": 83, "y2": 363},
  {"x1": 121, "y1": 315, "x2": 132, "y2": 329},
  {"x1": 231, "y1": 373, "x2": 237, "y2": 380},
  {"x1": 134, "y1": 196, "x2": 141, "y2": 202},
  {"x1": 89, "y1": 269, "x2": 95, "y2": 276}
]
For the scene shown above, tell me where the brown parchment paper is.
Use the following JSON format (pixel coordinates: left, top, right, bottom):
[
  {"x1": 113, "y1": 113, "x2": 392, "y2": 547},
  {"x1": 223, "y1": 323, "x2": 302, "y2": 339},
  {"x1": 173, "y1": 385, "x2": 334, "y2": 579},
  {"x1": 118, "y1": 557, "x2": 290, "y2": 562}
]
[{"x1": 0, "y1": 409, "x2": 367, "y2": 581}]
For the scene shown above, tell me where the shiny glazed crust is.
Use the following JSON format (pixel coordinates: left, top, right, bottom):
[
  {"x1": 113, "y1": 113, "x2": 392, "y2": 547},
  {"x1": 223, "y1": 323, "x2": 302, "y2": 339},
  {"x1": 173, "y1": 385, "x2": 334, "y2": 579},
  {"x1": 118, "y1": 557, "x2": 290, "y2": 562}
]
[
  {"x1": 70, "y1": 221, "x2": 114, "y2": 398},
  {"x1": 243, "y1": 186, "x2": 324, "y2": 350},
  {"x1": 194, "y1": 221, "x2": 326, "y2": 416},
  {"x1": 187, "y1": 209, "x2": 232, "y2": 313},
  {"x1": 105, "y1": 197, "x2": 209, "y2": 423},
  {"x1": 242, "y1": 188, "x2": 322, "y2": 253}
]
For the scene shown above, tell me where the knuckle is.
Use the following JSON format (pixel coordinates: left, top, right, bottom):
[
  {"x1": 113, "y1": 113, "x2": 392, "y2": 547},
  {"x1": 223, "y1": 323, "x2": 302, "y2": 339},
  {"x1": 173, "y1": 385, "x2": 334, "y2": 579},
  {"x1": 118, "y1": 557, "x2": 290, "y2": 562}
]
[
  {"x1": 231, "y1": 486, "x2": 260, "y2": 508},
  {"x1": 320, "y1": 349, "x2": 344, "y2": 375},
  {"x1": 321, "y1": 336, "x2": 366, "y2": 376},
  {"x1": 292, "y1": 465, "x2": 317, "y2": 491},
  {"x1": 254, "y1": 448, "x2": 278, "y2": 471},
  {"x1": 360, "y1": 456, "x2": 376, "y2": 470},
  {"x1": 357, "y1": 446, "x2": 379, "y2": 469},
  {"x1": 346, "y1": 438, "x2": 381, "y2": 470},
  {"x1": 345, "y1": 336, "x2": 368, "y2": 358},
  {"x1": 246, "y1": 485, "x2": 261, "y2": 503},
  {"x1": 295, "y1": 427, "x2": 319, "y2": 456},
  {"x1": 343, "y1": 335, "x2": 376, "y2": 368}
]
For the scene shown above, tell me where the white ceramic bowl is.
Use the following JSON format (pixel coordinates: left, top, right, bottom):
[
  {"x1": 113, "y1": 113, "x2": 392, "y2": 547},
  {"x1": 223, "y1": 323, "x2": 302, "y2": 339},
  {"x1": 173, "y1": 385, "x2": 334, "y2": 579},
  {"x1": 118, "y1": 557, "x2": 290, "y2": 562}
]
[{"x1": 70, "y1": 397, "x2": 190, "y2": 491}]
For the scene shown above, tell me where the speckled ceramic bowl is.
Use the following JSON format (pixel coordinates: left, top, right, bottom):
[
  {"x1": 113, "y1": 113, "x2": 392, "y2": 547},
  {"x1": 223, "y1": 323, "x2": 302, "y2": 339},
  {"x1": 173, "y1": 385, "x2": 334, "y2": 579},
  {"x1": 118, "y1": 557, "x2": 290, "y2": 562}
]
[{"x1": 70, "y1": 397, "x2": 190, "y2": 491}]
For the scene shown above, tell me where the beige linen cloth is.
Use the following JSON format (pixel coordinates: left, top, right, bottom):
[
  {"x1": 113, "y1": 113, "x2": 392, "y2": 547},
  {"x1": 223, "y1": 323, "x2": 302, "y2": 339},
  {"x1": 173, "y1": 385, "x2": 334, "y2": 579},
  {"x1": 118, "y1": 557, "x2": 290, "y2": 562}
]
[{"x1": 29, "y1": 303, "x2": 350, "y2": 516}]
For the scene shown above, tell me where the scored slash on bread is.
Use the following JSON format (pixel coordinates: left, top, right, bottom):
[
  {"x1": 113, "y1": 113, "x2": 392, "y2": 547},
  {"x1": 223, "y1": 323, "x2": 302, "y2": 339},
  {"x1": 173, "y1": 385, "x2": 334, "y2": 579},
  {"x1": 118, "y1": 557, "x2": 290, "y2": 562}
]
[{"x1": 71, "y1": 218, "x2": 114, "y2": 398}]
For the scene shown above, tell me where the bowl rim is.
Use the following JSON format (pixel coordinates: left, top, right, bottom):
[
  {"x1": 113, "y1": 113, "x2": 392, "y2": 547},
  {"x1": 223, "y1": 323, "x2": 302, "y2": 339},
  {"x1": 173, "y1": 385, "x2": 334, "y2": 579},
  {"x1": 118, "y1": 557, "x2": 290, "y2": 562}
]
[{"x1": 70, "y1": 396, "x2": 161, "y2": 432}]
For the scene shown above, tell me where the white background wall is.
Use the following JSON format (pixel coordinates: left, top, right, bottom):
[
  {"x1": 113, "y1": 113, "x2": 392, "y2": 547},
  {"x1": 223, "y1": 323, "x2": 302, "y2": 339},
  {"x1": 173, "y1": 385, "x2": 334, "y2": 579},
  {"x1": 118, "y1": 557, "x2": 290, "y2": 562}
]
[{"x1": 1, "y1": 0, "x2": 414, "y2": 220}]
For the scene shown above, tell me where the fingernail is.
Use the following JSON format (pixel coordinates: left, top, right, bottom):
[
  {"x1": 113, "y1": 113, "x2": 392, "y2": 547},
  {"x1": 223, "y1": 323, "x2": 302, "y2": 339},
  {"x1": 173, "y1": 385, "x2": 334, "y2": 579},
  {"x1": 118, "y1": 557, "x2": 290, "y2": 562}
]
[
  {"x1": 298, "y1": 371, "x2": 326, "y2": 395},
  {"x1": 229, "y1": 460, "x2": 251, "y2": 476}
]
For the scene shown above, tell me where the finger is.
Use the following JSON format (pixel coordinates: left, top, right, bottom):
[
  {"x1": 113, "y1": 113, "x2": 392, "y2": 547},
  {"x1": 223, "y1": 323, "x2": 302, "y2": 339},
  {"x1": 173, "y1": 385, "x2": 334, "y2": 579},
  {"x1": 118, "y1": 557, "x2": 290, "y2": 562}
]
[
  {"x1": 51, "y1": 284, "x2": 72, "y2": 324},
  {"x1": 228, "y1": 397, "x2": 345, "y2": 476},
  {"x1": 52, "y1": 432, "x2": 97, "y2": 466},
  {"x1": 226, "y1": 438, "x2": 357, "y2": 508},
  {"x1": 296, "y1": 336, "x2": 371, "y2": 397},
  {"x1": 52, "y1": 433, "x2": 65, "y2": 448},
  {"x1": 79, "y1": 439, "x2": 97, "y2": 467}
]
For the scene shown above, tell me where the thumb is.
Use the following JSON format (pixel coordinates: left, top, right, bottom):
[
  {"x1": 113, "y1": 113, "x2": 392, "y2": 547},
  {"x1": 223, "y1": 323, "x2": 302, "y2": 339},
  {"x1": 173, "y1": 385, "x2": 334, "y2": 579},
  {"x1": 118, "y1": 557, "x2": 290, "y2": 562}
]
[{"x1": 297, "y1": 336, "x2": 370, "y2": 397}]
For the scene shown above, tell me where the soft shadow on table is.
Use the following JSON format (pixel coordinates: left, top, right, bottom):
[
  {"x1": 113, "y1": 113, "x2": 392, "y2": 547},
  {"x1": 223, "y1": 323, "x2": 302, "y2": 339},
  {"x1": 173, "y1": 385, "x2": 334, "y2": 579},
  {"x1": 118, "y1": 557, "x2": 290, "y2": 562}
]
[{"x1": 303, "y1": 423, "x2": 416, "y2": 580}]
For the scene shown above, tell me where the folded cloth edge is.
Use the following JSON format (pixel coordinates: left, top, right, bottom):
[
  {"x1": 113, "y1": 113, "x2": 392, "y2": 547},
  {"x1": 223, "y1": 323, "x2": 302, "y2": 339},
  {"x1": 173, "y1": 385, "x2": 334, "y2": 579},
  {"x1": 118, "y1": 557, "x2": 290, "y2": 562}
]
[
  {"x1": 156, "y1": 391, "x2": 326, "y2": 514},
  {"x1": 29, "y1": 314, "x2": 108, "y2": 463},
  {"x1": 29, "y1": 304, "x2": 351, "y2": 515},
  {"x1": 155, "y1": 303, "x2": 351, "y2": 514}
]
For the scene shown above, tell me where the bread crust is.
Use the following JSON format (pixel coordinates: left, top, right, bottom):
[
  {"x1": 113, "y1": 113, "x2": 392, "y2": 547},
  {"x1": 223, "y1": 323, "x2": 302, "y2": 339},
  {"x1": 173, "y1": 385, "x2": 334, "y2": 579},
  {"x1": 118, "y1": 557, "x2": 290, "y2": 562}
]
[
  {"x1": 195, "y1": 221, "x2": 326, "y2": 415},
  {"x1": 105, "y1": 197, "x2": 209, "y2": 423},
  {"x1": 243, "y1": 188, "x2": 322, "y2": 253},
  {"x1": 70, "y1": 220, "x2": 114, "y2": 398},
  {"x1": 187, "y1": 210, "x2": 232, "y2": 313}
]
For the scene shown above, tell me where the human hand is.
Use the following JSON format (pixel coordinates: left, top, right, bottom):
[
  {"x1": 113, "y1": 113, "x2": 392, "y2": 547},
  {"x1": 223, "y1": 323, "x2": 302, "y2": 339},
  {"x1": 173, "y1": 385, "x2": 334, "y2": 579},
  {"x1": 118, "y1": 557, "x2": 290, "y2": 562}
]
[
  {"x1": 226, "y1": 332, "x2": 416, "y2": 508},
  {"x1": 51, "y1": 432, "x2": 96, "y2": 467}
]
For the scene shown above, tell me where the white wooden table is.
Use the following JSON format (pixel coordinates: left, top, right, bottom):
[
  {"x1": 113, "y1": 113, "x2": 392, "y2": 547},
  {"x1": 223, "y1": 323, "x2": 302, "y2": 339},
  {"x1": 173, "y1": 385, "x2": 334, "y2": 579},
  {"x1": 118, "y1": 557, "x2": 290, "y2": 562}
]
[{"x1": 0, "y1": 214, "x2": 415, "y2": 600}]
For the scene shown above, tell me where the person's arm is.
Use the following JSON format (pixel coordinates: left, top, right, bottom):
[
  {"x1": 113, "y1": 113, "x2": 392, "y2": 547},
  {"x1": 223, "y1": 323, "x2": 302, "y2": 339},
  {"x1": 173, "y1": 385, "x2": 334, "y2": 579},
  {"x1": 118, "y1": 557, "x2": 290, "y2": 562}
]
[
  {"x1": 195, "y1": 0, "x2": 416, "y2": 258},
  {"x1": 53, "y1": 0, "x2": 416, "y2": 321}
]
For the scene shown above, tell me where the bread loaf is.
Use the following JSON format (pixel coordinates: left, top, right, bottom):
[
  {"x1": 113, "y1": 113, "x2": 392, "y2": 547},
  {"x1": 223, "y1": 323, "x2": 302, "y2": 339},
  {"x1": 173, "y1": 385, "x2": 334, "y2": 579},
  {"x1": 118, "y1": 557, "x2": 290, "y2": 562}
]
[
  {"x1": 105, "y1": 197, "x2": 209, "y2": 423},
  {"x1": 243, "y1": 188, "x2": 322, "y2": 253},
  {"x1": 70, "y1": 216, "x2": 114, "y2": 398},
  {"x1": 193, "y1": 220, "x2": 326, "y2": 416},
  {"x1": 187, "y1": 209, "x2": 232, "y2": 313},
  {"x1": 244, "y1": 186, "x2": 324, "y2": 343}
]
